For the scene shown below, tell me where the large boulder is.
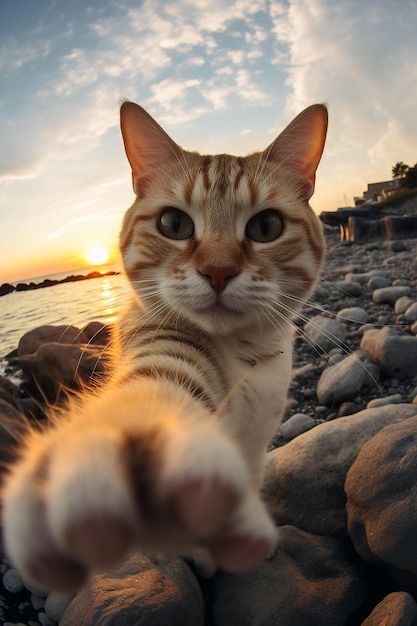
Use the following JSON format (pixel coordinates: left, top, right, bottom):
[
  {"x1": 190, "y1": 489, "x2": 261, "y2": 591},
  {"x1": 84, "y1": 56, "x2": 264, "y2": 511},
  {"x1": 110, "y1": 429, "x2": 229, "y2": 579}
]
[
  {"x1": 262, "y1": 404, "x2": 417, "y2": 539},
  {"x1": 213, "y1": 525, "x2": 365, "y2": 626},
  {"x1": 346, "y1": 416, "x2": 417, "y2": 587}
]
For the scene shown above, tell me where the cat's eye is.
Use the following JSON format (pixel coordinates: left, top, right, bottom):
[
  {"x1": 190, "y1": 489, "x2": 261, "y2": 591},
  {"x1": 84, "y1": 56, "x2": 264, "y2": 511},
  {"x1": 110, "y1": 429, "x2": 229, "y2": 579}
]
[
  {"x1": 245, "y1": 210, "x2": 284, "y2": 243},
  {"x1": 157, "y1": 208, "x2": 194, "y2": 240}
]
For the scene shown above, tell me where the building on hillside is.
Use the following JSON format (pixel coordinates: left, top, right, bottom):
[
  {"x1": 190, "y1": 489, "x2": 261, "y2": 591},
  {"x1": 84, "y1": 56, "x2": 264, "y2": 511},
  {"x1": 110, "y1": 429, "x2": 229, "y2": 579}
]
[{"x1": 356, "y1": 180, "x2": 397, "y2": 205}]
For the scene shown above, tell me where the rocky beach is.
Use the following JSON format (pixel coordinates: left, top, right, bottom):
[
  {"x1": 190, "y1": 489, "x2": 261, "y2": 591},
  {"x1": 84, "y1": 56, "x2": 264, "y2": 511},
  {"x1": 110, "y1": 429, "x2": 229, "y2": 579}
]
[{"x1": 2, "y1": 228, "x2": 417, "y2": 624}]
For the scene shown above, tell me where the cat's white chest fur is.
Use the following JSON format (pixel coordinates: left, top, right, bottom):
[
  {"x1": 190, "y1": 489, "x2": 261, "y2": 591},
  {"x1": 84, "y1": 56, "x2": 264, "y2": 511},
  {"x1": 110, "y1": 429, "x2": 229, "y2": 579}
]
[{"x1": 213, "y1": 327, "x2": 292, "y2": 486}]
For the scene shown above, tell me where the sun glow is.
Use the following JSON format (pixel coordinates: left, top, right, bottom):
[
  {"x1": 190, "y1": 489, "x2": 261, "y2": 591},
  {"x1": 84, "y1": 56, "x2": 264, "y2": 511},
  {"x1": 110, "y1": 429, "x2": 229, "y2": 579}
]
[{"x1": 86, "y1": 246, "x2": 110, "y2": 266}]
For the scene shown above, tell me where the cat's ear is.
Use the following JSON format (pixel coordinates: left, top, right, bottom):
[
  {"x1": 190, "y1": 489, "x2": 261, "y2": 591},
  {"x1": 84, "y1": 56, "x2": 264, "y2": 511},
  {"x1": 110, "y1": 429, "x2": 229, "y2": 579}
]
[
  {"x1": 264, "y1": 104, "x2": 328, "y2": 200},
  {"x1": 120, "y1": 101, "x2": 181, "y2": 195}
]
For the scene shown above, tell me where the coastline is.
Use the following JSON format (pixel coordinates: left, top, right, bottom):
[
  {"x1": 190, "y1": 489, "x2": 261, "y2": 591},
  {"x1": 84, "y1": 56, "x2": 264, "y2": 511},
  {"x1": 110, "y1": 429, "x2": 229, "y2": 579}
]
[{"x1": 0, "y1": 269, "x2": 120, "y2": 297}]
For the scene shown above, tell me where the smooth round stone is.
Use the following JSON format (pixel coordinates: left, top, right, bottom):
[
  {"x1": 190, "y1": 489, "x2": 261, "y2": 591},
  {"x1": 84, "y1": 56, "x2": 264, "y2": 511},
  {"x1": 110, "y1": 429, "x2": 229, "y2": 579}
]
[
  {"x1": 2, "y1": 568, "x2": 24, "y2": 593},
  {"x1": 394, "y1": 296, "x2": 414, "y2": 315},
  {"x1": 405, "y1": 302, "x2": 417, "y2": 322},
  {"x1": 337, "y1": 307, "x2": 368, "y2": 324},
  {"x1": 372, "y1": 286, "x2": 411, "y2": 305},
  {"x1": 367, "y1": 276, "x2": 389, "y2": 289}
]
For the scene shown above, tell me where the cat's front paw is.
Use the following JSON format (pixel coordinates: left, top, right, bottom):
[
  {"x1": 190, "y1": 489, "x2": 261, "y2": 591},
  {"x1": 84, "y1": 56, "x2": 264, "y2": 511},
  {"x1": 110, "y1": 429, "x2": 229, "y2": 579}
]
[{"x1": 3, "y1": 387, "x2": 277, "y2": 591}]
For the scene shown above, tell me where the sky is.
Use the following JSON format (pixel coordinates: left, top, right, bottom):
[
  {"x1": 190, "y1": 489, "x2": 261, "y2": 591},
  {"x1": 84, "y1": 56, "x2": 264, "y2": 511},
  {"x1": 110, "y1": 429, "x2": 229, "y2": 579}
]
[{"x1": 1, "y1": 0, "x2": 417, "y2": 283}]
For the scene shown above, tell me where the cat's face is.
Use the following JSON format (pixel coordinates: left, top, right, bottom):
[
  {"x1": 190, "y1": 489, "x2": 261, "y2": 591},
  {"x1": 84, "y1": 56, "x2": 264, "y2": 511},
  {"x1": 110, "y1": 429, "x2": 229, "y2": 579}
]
[{"x1": 120, "y1": 103, "x2": 327, "y2": 335}]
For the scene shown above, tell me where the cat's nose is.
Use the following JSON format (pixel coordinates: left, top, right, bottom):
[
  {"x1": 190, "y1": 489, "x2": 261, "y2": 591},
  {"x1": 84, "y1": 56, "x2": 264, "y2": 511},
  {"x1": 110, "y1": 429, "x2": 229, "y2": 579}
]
[{"x1": 199, "y1": 265, "x2": 239, "y2": 293}]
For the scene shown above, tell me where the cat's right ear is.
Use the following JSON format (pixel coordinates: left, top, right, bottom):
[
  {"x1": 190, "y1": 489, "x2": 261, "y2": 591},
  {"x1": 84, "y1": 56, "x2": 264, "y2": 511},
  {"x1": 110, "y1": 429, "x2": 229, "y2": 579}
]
[{"x1": 120, "y1": 102, "x2": 181, "y2": 195}]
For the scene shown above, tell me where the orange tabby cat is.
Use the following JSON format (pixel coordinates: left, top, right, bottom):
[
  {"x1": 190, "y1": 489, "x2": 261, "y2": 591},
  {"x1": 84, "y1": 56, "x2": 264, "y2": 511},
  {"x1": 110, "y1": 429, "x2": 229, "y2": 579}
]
[{"x1": 3, "y1": 101, "x2": 327, "y2": 591}]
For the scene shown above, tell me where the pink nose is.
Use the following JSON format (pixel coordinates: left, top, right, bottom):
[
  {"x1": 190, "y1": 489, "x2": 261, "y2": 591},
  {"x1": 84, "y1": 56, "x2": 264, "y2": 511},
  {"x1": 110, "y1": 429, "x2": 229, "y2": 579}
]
[{"x1": 199, "y1": 265, "x2": 239, "y2": 293}]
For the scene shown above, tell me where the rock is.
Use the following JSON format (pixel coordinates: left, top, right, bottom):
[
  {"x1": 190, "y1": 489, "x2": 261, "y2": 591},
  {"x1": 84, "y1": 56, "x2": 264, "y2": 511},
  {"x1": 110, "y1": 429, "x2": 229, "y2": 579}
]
[
  {"x1": 213, "y1": 526, "x2": 365, "y2": 626},
  {"x1": 346, "y1": 416, "x2": 417, "y2": 580},
  {"x1": 345, "y1": 270, "x2": 385, "y2": 284},
  {"x1": 59, "y1": 553, "x2": 205, "y2": 626},
  {"x1": 278, "y1": 413, "x2": 316, "y2": 441},
  {"x1": 334, "y1": 280, "x2": 363, "y2": 297},
  {"x1": 367, "y1": 394, "x2": 404, "y2": 408},
  {"x1": 336, "y1": 307, "x2": 368, "y2": 323},
  {"x1": 404, "y1": 302, "x2": 417, "y2": 322},
  {"x1": 360, "y1": 326, "x2": 417, "y2": 378},
  {"x1": 0, "y1": 282, "x2": 14, "y2": 296},
  {"x1": 394, "y1": 296, "x2": 414, "y2": 315},
  {"x1": 372, "y1": 286, "x2": 411, "y2": 305},
  {"x1": 0, "y1": 374, "x2": 20, "y2": 406},
  {"x1": 44, "y1": 591, "x2": 73, "y2": 623},
  {"x1": 19, "y1": 342, "x2": 109, "y2": 402},
  {"x1": 261, "y1": 404, "x2": 417, "y2": 539},
  {"x1": 304, "y1": 316, "x2": 347, "y2": 353},
  {"x1": 367, "y1": 276, "x2": 390, "y2": 289},
  {"x1": 2, "y1": 568, "x2": 24, "y2": 593},
  {"x1": 81, "y1": 321, "x2": 112, "y2": 346},
  {"x1": 18, "y1": 325, "x2": 89, "y2": 358},
  {"x1": 0, "y1": 399, "x2": 30, "y2": 469},
  {"x1": 360, "y1": 592, "x2": 417, "y2": 626},
  {"x1": 316, "y1": 352, "x2": 377, "y2": 406}
]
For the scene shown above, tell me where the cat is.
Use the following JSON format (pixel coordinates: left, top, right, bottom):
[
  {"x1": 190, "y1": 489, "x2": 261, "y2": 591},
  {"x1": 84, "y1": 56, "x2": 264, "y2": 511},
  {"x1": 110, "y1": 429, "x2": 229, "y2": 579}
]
[{"x1": 2, "y1": 100, "x2": 327, "y2": 592}]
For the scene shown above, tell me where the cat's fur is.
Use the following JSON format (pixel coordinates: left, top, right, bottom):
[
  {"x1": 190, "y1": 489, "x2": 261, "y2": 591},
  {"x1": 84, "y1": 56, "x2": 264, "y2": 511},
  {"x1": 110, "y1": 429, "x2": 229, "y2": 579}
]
[{"x1": 2, "y1": 101, "x2": 327, "y2": 591}]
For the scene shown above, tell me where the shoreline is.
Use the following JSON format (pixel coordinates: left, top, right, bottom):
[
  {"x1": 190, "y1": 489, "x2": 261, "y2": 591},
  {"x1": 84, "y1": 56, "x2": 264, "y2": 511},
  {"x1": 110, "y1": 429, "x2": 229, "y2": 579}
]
[{"x1": 0, "y1": 270, "x2": 120, "y2": 297}]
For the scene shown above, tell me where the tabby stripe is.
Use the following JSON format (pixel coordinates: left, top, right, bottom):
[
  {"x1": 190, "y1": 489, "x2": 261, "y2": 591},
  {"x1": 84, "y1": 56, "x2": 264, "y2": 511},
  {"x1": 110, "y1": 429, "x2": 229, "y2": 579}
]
[
  {"x1": 132, "y1": 366, "x2": 218, "y2": 412},
  {"x1": 201, "y1": 156, "x2": 212, "y2": 191}
]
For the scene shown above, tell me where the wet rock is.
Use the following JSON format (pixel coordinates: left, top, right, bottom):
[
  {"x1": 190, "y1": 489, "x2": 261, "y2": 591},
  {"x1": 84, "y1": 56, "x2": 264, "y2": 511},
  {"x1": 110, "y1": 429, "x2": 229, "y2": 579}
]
[
  {"x1": 60, "y1": 553, "x2": 204, "y2": 626},
  {"x1": 304, "y1": 316, "x2": 347, "y2": 353},
  {"x1": 360, "y1": 326, "x2": 417, "y2": 378},
  {"x1": 372, "y1": 286, "x2": 411, "y2": 305},
  {"x1": 316, "y1": 352, "x2": 377, "y2": 406},
  {"x1": 346, "y1": 416, "x2": 417, "y2": 580},
  {"x1": 213, "y1": 526, "x2": 365, "y2": 626},
  {"x1": 19, "y1": 342, "x2": 109, "y2": 402},
  {"x1": 360, "y1": 592, "x2": 417, "y2": 626},
  {"x1": 262, "y1": 404, "x2": 417, "y2": 539},
  {"x1": 18, "y1": 325, "x2": 88, "y2": 358}
]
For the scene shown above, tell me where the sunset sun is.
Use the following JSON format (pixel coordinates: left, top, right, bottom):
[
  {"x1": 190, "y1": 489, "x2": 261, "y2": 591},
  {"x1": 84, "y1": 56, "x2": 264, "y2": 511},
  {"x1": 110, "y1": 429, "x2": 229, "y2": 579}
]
[{"x1": 86, "y1": 246, "x2": 109, "y2": 266}]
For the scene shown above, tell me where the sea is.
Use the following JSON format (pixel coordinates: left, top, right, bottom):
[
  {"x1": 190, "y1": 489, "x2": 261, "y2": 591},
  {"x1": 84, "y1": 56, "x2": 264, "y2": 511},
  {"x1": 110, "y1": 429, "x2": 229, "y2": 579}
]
[{"x1": 0, "y1": 264, "x2": 129, "y2": 360}]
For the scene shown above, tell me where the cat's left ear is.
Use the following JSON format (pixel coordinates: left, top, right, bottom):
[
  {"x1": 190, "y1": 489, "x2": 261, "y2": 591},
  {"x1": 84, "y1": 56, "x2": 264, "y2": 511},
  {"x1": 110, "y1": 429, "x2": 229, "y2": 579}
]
[
  {"x1": 120, "y1": 101, "x2": 181, "y2": 195},
  {"x1": 264, "y1": 104, "x2": 328, "y2": 200}
]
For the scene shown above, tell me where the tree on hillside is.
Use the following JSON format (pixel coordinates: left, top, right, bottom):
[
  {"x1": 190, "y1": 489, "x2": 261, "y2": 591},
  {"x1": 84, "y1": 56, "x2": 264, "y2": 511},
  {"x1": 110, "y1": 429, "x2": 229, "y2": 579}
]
[{"x1": 392, "y1": 161, "x2": 409, "y2": 188}]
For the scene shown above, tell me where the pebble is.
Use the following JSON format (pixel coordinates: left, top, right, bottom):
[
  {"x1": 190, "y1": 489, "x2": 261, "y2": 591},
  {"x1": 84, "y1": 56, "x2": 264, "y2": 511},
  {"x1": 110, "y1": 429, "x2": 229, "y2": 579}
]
[
  {"x1": 367, "y1": 394, "x2": 404, "y2": 408},
  {"x1": 372, "y1": 286, "x2": 411, "y2": 304},
  {"x1": 3, "y1": 569, "x2": 24, "y2": 594},
  {"x1": 336, "y1": 307, "x2": 368, "y2": 324},
  {"x1": 367, "y1": 276, "x2": 389, "y2": 289},
  {"x1": 394, "y1": 296, "x2": 414, "y2": 315},
  {"x1": 44, "y1": 591, "x2": 73, "y2": 623},
  {"x1": 316, "y1": 352, "x2": 376, "y2": 406},
  {"x1": 303, "y1": 316, "x2": 347, "y2": 353},
  {"x1": 278, "y1": 414, "x2": 316, "y2": 441},
  {"x1": 404, "y1": 302, "x2": 417, "y2": 322}
]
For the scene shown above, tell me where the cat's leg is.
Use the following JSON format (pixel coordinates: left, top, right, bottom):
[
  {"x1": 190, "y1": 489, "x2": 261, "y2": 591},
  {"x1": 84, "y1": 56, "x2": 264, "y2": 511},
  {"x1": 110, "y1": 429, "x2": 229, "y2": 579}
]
[{"x1": 3, "y1": 379, "x2": 277, "y2": 591}]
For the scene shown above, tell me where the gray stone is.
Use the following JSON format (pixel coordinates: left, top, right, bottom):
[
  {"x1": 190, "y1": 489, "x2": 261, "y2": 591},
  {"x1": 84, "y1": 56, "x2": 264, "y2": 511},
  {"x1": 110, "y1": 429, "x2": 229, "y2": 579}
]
[
  {"x1": 336, "y1": 307, "x2": 368, "y2": 323},
  {"x1": 278, "y1": 413, "x2": 316, "y2": 441},
  {"x1": 213, "y1": 526, "x2": 365, "y2": 626},
  {"x1": 346, "y1": 416, "x2": 417, "y2": 578},
  {"x1": 60, "y1": 553, "x2": 205, "y2": 626},
  {"x1": 44, "y1": 591, "x2": 73, "y2": 623},
  {"x1": 360, "y1": 592, "x2": 417, "y2": 626},
  {"x1": 18, "y1": 324, "x2": 89, "y2": 358},
  {"x1": 261, "y1": 404, "x2": 417, "y2": 539},
  {"x1": 372, "y1": 286, "x2": 411, "y2": 305},
  {"x1": 334, "y1": 280, "x2": 363, "y2": 297},
  {"x1": 316, "y1": 352, "x2": 377, "y2": 406},
  {"x1": 304, "y1": 316, "x2": 347, "y2": 353},
  {"x1": 367, "y1": 276, "x2": 390, "y2": 289},
  {"x1": 360, "y1": 326, "x2": 417, "y2": 377},
  {"x1": 367, "y1": 394, "x2": 404, "y2": 408},
  {"x1": 345, "y1": 270, "x2": 385, "y2": 284}
]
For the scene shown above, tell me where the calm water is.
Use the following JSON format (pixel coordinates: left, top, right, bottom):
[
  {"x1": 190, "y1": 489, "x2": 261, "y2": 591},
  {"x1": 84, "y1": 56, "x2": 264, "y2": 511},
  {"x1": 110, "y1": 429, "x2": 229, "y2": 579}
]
[{"x1": 0, "y1": 269, "x2": 129, "y2": 358}]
